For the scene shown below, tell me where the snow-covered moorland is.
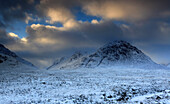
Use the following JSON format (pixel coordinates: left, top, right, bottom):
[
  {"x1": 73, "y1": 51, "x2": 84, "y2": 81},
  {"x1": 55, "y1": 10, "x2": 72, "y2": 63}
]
[{"x1": 0, "y1": 67, "x2": 169, "y2": 104}]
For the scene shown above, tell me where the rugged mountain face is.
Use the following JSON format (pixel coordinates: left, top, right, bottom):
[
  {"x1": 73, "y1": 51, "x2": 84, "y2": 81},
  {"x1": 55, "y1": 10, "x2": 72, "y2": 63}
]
[
  {"x1": 46, "y1": 57, "x2": 67, "y2": 70},
  {"x1": 0, "y1": 44, "x2": 37, "y2": 70},
  {"x1": 84, "y1": 41, "x2": 157, "y2": 68},
  {"x1": 48, "y1": 41, "x2": 162, "y2": 70},
  {"x1": 47, "y1": 52, "x2": 86, "y2": 70}
]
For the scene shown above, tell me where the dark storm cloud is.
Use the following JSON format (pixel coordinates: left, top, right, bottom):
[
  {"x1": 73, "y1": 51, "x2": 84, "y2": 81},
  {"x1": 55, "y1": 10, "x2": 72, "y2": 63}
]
[
  {"x1": 26, "y1": 21, "x2": 123, "y2": 48},
  {"x1": 121, "y1": 21, "x2": 170, "y2": 44},
  {"x1": 0, "y1": 21, "x2": 5, "y2": 28},
  {"x1": 35, "y1": 0, "x2": 170, "y2": 23},
  {"x1": 0, "y1": 0, "x2": 38, "y2": 26},
  {"x1": 1, "y1": 0, "x2": 170, "y2": 24}
]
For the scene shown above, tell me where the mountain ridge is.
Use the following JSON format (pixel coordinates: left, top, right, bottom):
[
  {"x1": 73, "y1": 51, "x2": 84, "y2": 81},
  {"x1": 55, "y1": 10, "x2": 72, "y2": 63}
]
[
  {"x1": 48, "y1": 40, "x2": 162, "y2": 70},
  {"x1": 0, "y1": 44, "x2": 37, "y2": 69}
]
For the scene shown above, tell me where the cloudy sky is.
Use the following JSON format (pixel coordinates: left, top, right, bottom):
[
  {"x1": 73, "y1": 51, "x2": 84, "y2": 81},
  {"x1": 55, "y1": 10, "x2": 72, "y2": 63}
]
[{"x1": 0, "y1": 0, "x2": 170, "y2": 68}]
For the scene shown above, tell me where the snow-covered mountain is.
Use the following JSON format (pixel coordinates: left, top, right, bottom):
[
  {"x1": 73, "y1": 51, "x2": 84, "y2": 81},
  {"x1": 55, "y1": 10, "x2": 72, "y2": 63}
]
[
  {"x1": 46, "y1": 57, "x2": 67, "y2": 70},
  {"x1": 48, "y1": 40, "x2": 162, "y2": 70},
  {"x1": 0, "y1": 44, "x2": 37, "y2": 70},
  {"x1": 47, "y1": 51, "x2": 88, "y2": 70}
]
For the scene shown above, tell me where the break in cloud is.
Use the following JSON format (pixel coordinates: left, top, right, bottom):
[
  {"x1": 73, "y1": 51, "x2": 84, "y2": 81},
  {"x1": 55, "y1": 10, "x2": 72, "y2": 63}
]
[
  {"x1": 0, "y1": 0, "x2": 170, "y2": 68},
  {"x1": 37, "y1": 0, "x2": 79, "y2": 28}
]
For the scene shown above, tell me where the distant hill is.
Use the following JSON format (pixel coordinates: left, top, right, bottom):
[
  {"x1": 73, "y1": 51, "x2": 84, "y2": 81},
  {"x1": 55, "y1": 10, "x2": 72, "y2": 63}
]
[{"x1": 48, "y1": 40, "x2": 163, "y2": 70}]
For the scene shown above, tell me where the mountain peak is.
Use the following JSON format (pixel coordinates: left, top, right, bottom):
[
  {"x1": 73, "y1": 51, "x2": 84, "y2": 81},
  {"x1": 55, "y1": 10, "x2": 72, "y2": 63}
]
[
  {"x1": 84, "y1": 40, "x2": 154, "y2": 68},
  {"x1": 101, "y1": 40, "x2": 135, "y2": 50},
  {"x1": 104, "y1": 40, "x2": 130, "y2": 46},
  {"x1": 48, "y1": 40, "x2": 161, "y2": 70},
  {"x1": 96, "y1": 40, "x2": 142, "y2": 59}
]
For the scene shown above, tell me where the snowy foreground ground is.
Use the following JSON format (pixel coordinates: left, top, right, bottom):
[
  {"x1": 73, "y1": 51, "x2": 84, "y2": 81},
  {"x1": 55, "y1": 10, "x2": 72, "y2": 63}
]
[{"x1": 0, "y1": 68, "x2": 170, "y2": 104}]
